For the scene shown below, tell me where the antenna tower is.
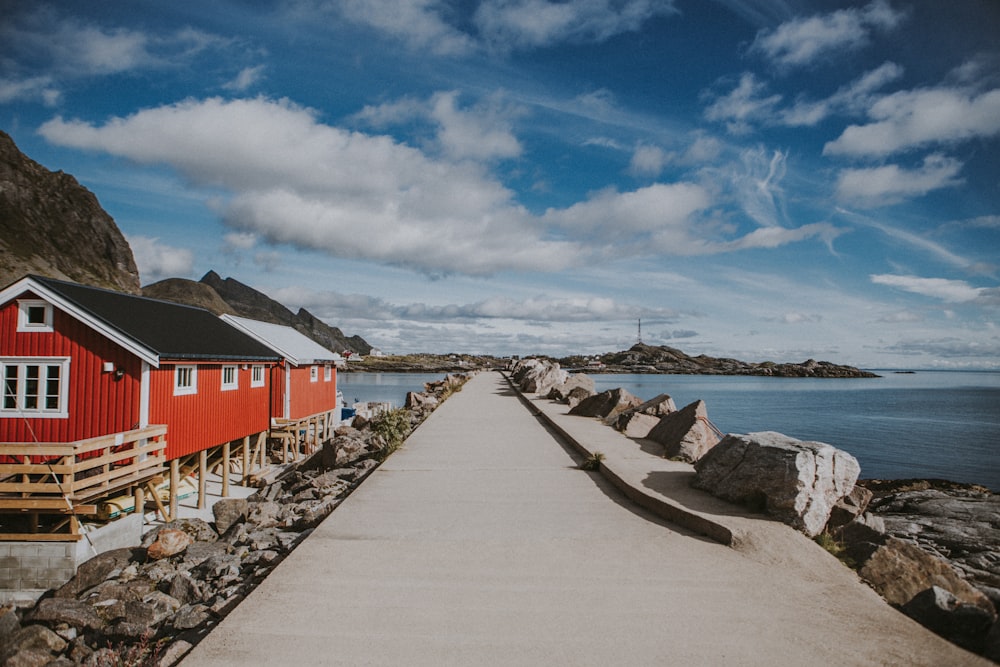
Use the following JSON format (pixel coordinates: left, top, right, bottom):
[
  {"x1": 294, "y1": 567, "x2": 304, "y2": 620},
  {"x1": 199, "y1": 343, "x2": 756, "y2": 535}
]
[{"x1": 637, "y1": 318, "x2": 642, "y2": 344}]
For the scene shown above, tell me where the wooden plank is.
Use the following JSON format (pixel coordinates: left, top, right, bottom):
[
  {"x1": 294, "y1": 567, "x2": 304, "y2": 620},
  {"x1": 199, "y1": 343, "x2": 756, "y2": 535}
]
[
  {"x1": 198, "y1": 450, "x2": 207, "y2": 510},
  {"x1": 0, "y1": 500, "x2": 97, "y2": 512},
  {"x1": 222, "y1": 441, "x2": 230, "y2": 498},
  {"x1": 0, "y1": 533, "x2": 83, "y2": 542},
  {"x1": 169, "y1": 459, "x2": 179, "y2": 519}
]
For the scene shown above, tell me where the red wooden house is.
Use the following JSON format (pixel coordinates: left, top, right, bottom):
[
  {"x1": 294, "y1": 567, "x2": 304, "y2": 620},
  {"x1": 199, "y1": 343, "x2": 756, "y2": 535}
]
[
  {"x1": 221, "y1": 315, "x2": 341, "y2": 452},
  {"x1": 0, "y1": 275, "x2": 281, "y2": 535}
]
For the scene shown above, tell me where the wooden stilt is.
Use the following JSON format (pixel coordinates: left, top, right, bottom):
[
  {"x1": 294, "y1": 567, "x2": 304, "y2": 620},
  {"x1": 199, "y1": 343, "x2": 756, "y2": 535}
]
[
  {"x1": 258, "y1": 431, "x2": 266, "y2": 469},
  {"x1": 134, "y1": 486, "x2": 145, "y2": 522},
  {"x1": 146, "y1": 480, "x2": 172, "y2": 523},
  {"x1": 197, "y1": 449, "x2": 207, "y2": 509},
  {"x1": 242, "y1": 436, "x2": 250, "y2": 484},
  {"x1": 222, "y1": 441, "x2": 231, "y2": 498},
  {"x1": 169, "y1": 459, "x2": 179, "y2": 520}
]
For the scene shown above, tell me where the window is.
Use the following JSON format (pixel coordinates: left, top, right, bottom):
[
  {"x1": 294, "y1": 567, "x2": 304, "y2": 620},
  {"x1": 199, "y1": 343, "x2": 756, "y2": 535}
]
[
  {"x1": 1, "y1": 357, "x2": 70, "y2": 417},
  {"x1": 174, "y1": 365, "x2": 197, "y2": 396},
  {"x1": 251, "y1": 364, "x2": 265, "y2": 388},
  {"x1": 16, "y1": 300, "x2": 53, "y2": 332},
  {"x1": 324, "y1": 365, "x2": 332, "y2": 382},
  {"x1": 310, "y1": 365, "x2": 318, "y2": 383},
  {"x1": 221, "y1": 365, "x2": 238, "y2": 391}
]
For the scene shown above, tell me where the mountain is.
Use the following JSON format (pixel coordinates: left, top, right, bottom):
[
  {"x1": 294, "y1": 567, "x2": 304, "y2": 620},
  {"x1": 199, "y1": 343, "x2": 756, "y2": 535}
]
[
  {"x1": 0, "y1": 130, "x2": 140, "y2": 293},
  {"x1": 561, "y1": 343, "x2": 879, "y2": 378},
  {"x1": 143, "y1": 271, "x2": 371, "y2": 355}
]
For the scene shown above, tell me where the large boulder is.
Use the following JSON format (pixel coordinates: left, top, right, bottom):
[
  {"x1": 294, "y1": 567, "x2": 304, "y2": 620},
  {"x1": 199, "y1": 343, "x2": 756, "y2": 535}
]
[
  {"x1": 608, "y1": 393, "x2": 677, "y2": 438},
  {"x1": 547, "y1": 373, "x2": 595, "y2": 404},
  {"x1": 692, "y1": 431, "x2": 860, "y2": 537},
  {"x1": 568, "y1": 388, "x2": 642, "y2": 420},
  {"x1": 645, "y1": 400, "x2": 719, "y2": 463},
  {"x1": 518, "y1": 361, "x2": 569, "y2": 396}
]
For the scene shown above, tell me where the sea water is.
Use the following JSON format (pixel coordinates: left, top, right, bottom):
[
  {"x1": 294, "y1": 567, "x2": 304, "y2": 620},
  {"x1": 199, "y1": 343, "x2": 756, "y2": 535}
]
[
  {"x1": 338, "y1": 370, "x2": 1000, "y2": 491},
  {"x1": 589, "y1": 371, "x2": 1000, "y2": 491}
]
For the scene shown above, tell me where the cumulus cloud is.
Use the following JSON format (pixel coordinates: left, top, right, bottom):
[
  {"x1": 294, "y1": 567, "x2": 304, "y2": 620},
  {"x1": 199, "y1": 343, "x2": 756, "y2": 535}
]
[
  {"x1": 781, "y1": 61, "x2": 904, "y2": 126},
  {"x1": 628, "y1": 144, "x2": 671, "y2": 177},
  {"x1": 473, "y1": 0, "x2": 678, "y2": 51},
  {"x1": 0, "y1": 76, "x2": 61, "y2": 105},
  {"x1": 834, "y1": 154, "x2": 963, "y2": 207},
  {"x1": 335, "y1": 0, "x2": 475, "y2": 55},
  {"x1": 750, "y1": 0, "x2": 905, "y2": 69},
  {"x1": 128, "y1": 235, "x2": 195, "y2": 283},
  {"x1": 824, "y1": 85, "x2": 1000, "y2": 157},
  {"x1": 703, "y1": 73, "x2": 781, "y2": 135},
  {"x1": 870, "y1": 274, "x2": 985, "y2": 303}
]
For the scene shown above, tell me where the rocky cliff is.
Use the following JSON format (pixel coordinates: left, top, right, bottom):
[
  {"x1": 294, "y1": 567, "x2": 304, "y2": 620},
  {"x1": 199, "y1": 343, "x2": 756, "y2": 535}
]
[
  {"x1": 144, "y1": 271, "x2": 371, "y2": 355},
  {"x1": 0, "y1": 131, "x2": 140, "y2": 293}
]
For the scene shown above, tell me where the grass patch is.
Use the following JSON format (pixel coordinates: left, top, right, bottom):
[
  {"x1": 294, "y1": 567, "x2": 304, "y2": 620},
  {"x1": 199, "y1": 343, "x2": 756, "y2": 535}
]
[
  {"x1": 579, "y1": 451, "x2": 606, "y2": 471},
  {"x1": 814, "y1": 531, "x2": 857, "y2": 569}
]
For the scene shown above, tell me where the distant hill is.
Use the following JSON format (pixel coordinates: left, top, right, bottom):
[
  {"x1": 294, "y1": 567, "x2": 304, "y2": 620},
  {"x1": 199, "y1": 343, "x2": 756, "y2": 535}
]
[
  {"x1": 560, "y1": 343, "x2": 879, "y2": 378},
  {"x1": 0, "y1": 130, "x2": 140, "y2": 293},
  {"x1": 144, "y1": 272, "x2": 371, "y2": 355}
]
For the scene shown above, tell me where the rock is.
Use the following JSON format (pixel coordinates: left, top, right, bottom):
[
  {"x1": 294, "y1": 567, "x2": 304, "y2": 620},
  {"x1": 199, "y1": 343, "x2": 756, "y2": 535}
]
[
  {"x1": 141, "y1": 591, "x2": 182, "y2": 626},
  {"x1": 568, "y1": 388, "x2": 642, "y2": 420},
  {"x1": 513, "y1": 359, "x2": 569, "y2": 395},
  {"x1": 247, "y1": 500, "x2": 282, "y2": 529},
  {"x1": 629, "y1": 393, "x2": 677, "y2": 418},
  {"x1": 3, "y1": 647, "x2": 56, "y2": 667},
  {"x1": 826, "y1": 485, "x2": 873, "y2": 529},
  {"x1": 646, "y1": 400, "x2": 719, "y2": 463},
  {"x1": 547, "y1": 374, "x2": 595, "y2": 403},
  {"x1": 901, "y1": 586, "x2": 996, "y2": 651},
  {"x1": 146, "y1": 529, "x2": 193, "y2": 560},
  {"x1": 55, "y1": 547, "x2": 143, "y2": 599},
  {"x1": 857, "y1": 537, "x2": 996, "y2": 619},
  {"x1": 613, "y1": 411, "x2": 661, "y2": 438},
  {"x1": 0, "y1": 604, "x2": 20, "y2": 642},
  {"x1": 212, "y1": 498, "x2": 249, "y2": 535},
  {"x1": 167, "y1": 574, "x2": 203, "y2": 606},
  {"x1": 693, "y1": 431, "x2": 860, "y2": 537},
  {"x1": 405, "y1": 391, "x2": 438, "y2": 410},
  {"x1": 0, "y1": 625, "x2": 67, "y2": 661},
  {"x1": 179, "y1": 541, "x2": 230, "y2": 570},
  {"x1": 28, "y1": 598, "x2": 104, "y2": 632}
]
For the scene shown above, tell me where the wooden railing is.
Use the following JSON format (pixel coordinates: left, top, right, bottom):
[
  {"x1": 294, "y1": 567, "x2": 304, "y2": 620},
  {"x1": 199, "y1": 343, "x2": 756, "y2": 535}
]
[
  {"x1": 0, "y1": 425, "x2": 167, "y2": 512},
  {"x1": 271, "y1": 409, "x2": 339, "y2": 461}
]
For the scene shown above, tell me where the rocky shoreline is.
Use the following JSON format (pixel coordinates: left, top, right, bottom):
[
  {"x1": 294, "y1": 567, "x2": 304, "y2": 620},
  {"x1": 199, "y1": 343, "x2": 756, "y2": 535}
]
[{"x1": 0, "y1": 374, "x2": 471, "y2": 666}]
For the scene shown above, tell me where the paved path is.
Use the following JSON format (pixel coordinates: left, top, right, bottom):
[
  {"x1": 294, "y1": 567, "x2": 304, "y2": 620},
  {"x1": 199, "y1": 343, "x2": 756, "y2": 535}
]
[{"x1": 183, "y1": 372, "x2": 984, "y2": 666}]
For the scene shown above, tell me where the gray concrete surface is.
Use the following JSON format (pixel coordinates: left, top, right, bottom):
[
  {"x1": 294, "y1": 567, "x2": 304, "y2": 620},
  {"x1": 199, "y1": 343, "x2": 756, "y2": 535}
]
[{"x1": 182, "y1": 372, "x2": 985, "y2": 666}]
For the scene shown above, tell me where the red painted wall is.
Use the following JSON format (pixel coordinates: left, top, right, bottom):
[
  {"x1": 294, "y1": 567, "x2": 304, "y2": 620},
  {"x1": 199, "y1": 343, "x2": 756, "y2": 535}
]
[
  {"x1": 149, "y1": 362, "x2": 272, "y2": 459},
  {"x1": 287, "y1": 364, "x2": 338, "y2": 420},
  {"x1": 0, "y1": 294, "x2": 141, "y2": 443}
]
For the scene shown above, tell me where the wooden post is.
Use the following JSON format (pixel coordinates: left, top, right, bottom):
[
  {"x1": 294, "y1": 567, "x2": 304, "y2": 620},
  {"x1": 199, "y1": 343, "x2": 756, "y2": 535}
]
[
  {"x1": 197, "y1": 450, "x2": 207, "y2": 509},
  {"x1": 258, "y1": 432, "x2": 266, "y2": 470},
  {"x1": 222, "y1": 441, "x2": 231, "y2": 498},
  {"x1": 146, "y1": 480, "x2": 172, "y2": 522},
  {"x1": 134, "y1": 486, "x2": 145, "y2": 522},
  {"x1": 169, "y1": 459, "x2": 179, "y2": 520},
  {"x1": 241, "y1": 435, "x2": 250, "y2": 484}
]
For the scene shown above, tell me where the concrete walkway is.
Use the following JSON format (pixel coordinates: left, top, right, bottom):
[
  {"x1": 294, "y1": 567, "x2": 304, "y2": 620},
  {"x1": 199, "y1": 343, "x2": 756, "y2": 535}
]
[{"x1": 182, "y1": 372, "x2": 984, "y2": 666}]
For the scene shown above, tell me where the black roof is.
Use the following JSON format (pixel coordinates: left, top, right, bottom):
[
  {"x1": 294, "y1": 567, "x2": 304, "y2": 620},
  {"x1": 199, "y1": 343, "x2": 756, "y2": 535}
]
[{"x1": 26, "y1": 275, "x2": 281, "y2": 362}]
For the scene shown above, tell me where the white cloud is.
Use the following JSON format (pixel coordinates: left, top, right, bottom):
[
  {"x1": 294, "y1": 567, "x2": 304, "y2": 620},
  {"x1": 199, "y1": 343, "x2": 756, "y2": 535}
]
[
  {"x1": 703, "y1": 73, "x2": 781, "y2": 134},
  {"x1": 750, "y1": 0, "x2": 905, "y2": 69},
  {"x1": 870, "y1": 274, "x2": 984, "y2": 302},
  {"x1": 0, "y1": 76, "x2": 61, "y2": 105},
  {"x1": 781, "y1": 61, "x2": 904, "y2": 127},
  {"x1": 473, "y1": 0, "x2": 678, "y2": 51},
  {"x1": 335, "y1": 0, "x2": 475, "y2": 55},
  {"x1": 628, "y1": 144, "x2": 670, "y2": 177},
  {"x1": 834, "y1": 154, "x2": 963, "y2": 207},
  {"x1": 224, "y1": 65, "x2": 265, "y2": 92},
  {"x1": 430, "y1": 91, "x2": 523, "y2": 161},
  {"x1": 824, "y1": 85, "x2": 1000, "y2": 157},
  {"x1": 128, "y1": 235, "x2": 195, "y2": 283}
]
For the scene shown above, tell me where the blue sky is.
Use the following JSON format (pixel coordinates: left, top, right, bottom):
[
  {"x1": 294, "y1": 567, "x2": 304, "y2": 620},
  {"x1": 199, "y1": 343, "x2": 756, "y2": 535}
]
[{"x1": 2, "y1": 1, "x2": 999, "y2": 368}]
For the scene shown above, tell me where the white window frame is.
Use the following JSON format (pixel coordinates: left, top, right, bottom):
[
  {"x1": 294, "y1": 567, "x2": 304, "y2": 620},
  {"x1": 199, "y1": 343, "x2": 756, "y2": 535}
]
[
  {"x1": 310, "y1": 365, "x2": 318, "y2": 383},
  {"x1": 251, "y1": 364, "x2": 265, "y2": 388},
  {"x1": 324, "y1": 364, "x2": 332, "y2": 382},
  {"x1": 1, "y1": 357, "x2": 70, "y2": 418},
  {"x1": 16, "y1": 300, "x2": 54, "y2": 333},
  {"x1": 221, "y1": 365, "x2": 239, "y2": 391},
  {"x1": 174, "y1": 365, "x2": 197, "y2": 396}
]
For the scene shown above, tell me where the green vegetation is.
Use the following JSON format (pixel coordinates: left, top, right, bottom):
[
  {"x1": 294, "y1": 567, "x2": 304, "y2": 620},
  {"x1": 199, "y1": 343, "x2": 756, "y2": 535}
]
[
  {"x1": 370, "y1": 408, "x2": 413, "y2": 460},
  {"x1": 814, "y1": 531, "x2": 857, "y2": 569},
  {"x1": 580, "y1": 451, "x2": 606, "y2": 471}
]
